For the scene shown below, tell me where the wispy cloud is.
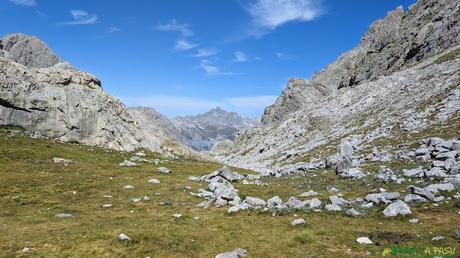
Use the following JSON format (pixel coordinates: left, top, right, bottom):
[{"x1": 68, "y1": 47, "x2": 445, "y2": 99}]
[
  {"x1": 276, "y1": 52, "x2": 293, "y2": 60},
  {"x1": 36, "y1": 10, "x2": 46, "y2": 18},
  {"x1": 192, "y1": 48, "x2": 219, "y2": 57},
  {"x1": 106, "y1": 26, "x2": 121, "y2": 33},
  {"x1": 155, "y1": 19, "x2": 193, "y2": 37},
  {"x1": 245, "y1": 0, "x2": 321, "y2": 36},
  {"x1": 120, "y1": 95, "x2": 277, "y2": 117},
  {"x1": 233, "y1": 51, "x2": 248, "y2": 62},
  {"x1": 174, "y1": 39, "x2": 198, "y2": 51},
  {"x1": 63, "y1": 10, "x2": 98, "y2": 25},
  {"x1": 198, "y1": 60, "x2": 239, "y2": 76},
  {"x1": 9, "y1": 0, "x2": 36, "y2": 7}
]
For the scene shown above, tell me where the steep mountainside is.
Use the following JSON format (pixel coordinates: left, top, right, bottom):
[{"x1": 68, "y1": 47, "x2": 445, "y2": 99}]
[
  {"x1": 262, "y1": 0, "x2": 460, "y2": 125},
  {"x1": 218, "y1": 0, "x2": 460, "y2": 173},
  {"x1": 0, "y1": 33, "x2": 190, "y2": 156},
  {"x1": 170, "y1": 107, "x2": 259, "y2": 151}
]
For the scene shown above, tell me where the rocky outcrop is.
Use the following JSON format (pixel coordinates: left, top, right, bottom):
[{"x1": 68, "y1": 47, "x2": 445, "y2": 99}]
[
  {"x1": 262, "y1": 0, "x2": 460, "y2": 125},
  {"x1": 218, "y1": 0, "x2": 460, "y2": 172},
  {"x1": 220, "y1": 48, "x2": 460, "y2": 172},
  {"x1": 0, "y1": 33, "x2": 189, "y2": 155}
]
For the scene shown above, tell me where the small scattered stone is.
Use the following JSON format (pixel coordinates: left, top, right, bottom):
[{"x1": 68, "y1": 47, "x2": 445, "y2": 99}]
[
  {"x1": 291, "y1": 218, "x2": 306, "y2": 226},
  {"x1": 299, "y1": 190, "x2": 318, "y2": 197},
  {"x1": 119, "y1": 160, "x2": 137, "y2": 167},
  {"x1": 55, "y1": 213, "x2": 73, "y2": 218},
  {"x1": 356, "y1": 237, "x2": 373, "y2": 245},
  {"x1": 148, "y1": 178, "x2": 160, "y2": 184},
  {"x1": 346, "y1": 208, "x2": 361, "y2": 217},
  {"x1": 215, "y1": 248, "x2": 247, "y2": 258},
  {"x1": 431, "y1": 236, "x2": 444, "y2": 242},
  {"x1": 173, "y1": 213, "x2": 182, "y2": 219},
  {"x1": 53, "y1": 157, "x2": 74, "y2": 166},
  {"x1": 22, "y1": 247, "x2": 30, "y2": 253},
  {"x1": 101, "y1": 204, "x2": 112, "y2": 208},
  {"x1": 132, "y1": 197, "x2": 141, "y2": 203},
  {"x1": 409, "y1": 218, "x2": 419, "y2": 224},
  {"x1": 118, "y1": 233, "x2": 131, "y2": 241},
  {"x1": 157, "y1": 167, "x2": 171, "y2": 174},
  {"x1": 135, "y1": 152, "x2": 146, "y2": 157},
  {"x1": 325, "y1": 204, "x2": 342, "y2": 212},
  {"x1": 453, "y1": 229, "x2": 460, "y2": 239},
  {"x1": 123, "y1": 185, "x2": 134, "y2": 189},
  {"x1": 383, "y1": 200, "x2": 412, "y2": 217}
]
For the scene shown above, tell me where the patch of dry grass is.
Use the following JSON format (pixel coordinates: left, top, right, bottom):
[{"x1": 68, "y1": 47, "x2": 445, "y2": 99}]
[{"x1": 0, "y1": 128, "x2": 459, "y2": 257}]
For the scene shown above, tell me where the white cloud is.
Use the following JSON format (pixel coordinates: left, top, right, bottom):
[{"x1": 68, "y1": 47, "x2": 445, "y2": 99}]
[
  {"x1": 174, "y1": 39, "x2": 198, "y2": 51},
  {"x1": 63, "y1": 10, "x2": 98, "y2": 25},
  {"x1": 276, "y1": 52, "x2": 293, "y2": 60},
  {"x1": 233, "y1": 51, "x2": 248, "y2": 62},
  {"x1": 120, "y1": 95, "x2": 277, "y2": 117},
  {"x1": 107, "y1": 26, "x2": 121, "y2": 33},
  {"x1": 9, "y1": 0, "x2": 36, "y2": 7},
  {"x1": 198, "y1": 60, "x2": 239, "y2": 76},
  {"x1": 155, "y1": 19, "x2": 193, "y2": 37},
  {"x1": 192, "y1": 48, "x2": 219, "y2": 57},
  {"x1": 246, "y1": 0, "x2": 321, "y2": 35}
]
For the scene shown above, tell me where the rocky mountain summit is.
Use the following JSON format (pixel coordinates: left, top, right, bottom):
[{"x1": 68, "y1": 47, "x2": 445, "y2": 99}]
[
  {"x1": 218, "y1": 0, "x2": 460, "y2": 173},
  {"x1": 170, "y1": 107, "x2": 259, "y2": 151},
  {"x1": 130, "y1": 106, "x2": 258, "y2": 151},
  {"x1": 0, "y1": 33, "x2": 193, "y2": 156}
]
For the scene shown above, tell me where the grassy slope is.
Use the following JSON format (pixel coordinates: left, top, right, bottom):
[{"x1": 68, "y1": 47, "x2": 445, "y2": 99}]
[{"x1": 0, "y1": 128, "x2": 459, "y2": 258}]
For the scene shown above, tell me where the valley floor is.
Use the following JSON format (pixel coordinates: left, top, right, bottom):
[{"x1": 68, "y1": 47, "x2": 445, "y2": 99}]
[{"x1": 0, "y1": 127, "x2": 458, "y2": 257}]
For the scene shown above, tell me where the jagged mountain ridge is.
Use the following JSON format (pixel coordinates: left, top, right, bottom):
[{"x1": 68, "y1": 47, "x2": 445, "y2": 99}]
[
  {"x1": 262, "y1": 0, "x2": 460, "y2": 125},
  {"x1": 0, "y1": 33, "x2": 195, "y2": 157},
  {"x1": 129, "y1": 106, "x2": 259, "y2": 151},
  {"x1": 217, "y1": 0, "x2": 460, "y2": 172}
]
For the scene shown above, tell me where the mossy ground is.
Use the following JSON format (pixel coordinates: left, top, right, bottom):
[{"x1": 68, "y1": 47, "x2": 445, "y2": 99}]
[{"x1": 0, "y1": 128, "x2": 459, "y2": 257}]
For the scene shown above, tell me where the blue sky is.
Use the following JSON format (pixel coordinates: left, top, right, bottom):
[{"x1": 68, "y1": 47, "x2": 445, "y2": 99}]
[{"x1": 1, "y1": 0, "x2": 415, "y2": 117}]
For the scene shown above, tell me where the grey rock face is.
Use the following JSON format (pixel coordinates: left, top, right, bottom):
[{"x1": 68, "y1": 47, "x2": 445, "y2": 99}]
[
  {"x1": 0, "y1": 33, "x2": 190, "y2": 155},
  {"x1": 261, "y1": 0, "x2": 460, "y2": 125},
  {"x1": 1, "y1": 33, "x2": 61, "y2": 68},
  {"x1": 218, "y1": 0, "x2": 460, "y2": 172}
]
